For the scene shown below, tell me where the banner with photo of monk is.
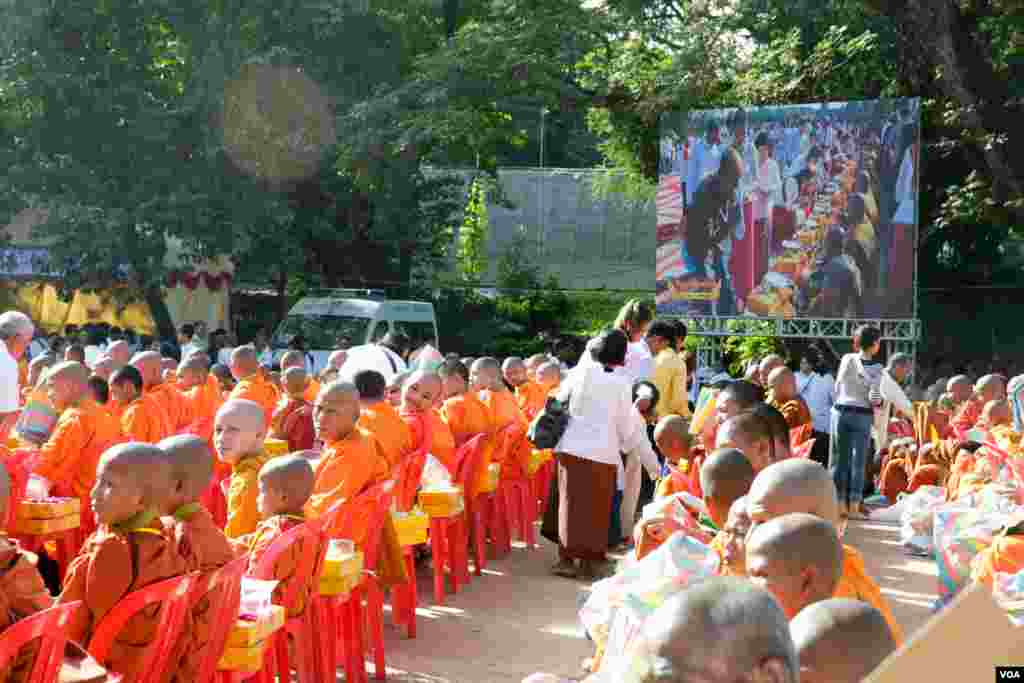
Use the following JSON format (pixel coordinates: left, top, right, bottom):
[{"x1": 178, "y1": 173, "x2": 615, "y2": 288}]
[{"x1": 656, "y1": 98, "x2": 921, "y2": 320}]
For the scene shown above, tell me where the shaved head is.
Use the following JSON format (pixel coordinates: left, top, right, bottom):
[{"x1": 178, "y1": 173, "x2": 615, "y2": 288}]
[
  {"x1": 229, "y1": 345, "x2": 260, "y2": 379},
  {"x1": 536, "y1": 361, "x2": 561, "y2": 384},
  {"x1": 470, "y1": 357, "x2": 502, "y2": 390},
  {"x1": 791, "y1": 599, "x2": 896, "y2": 683},
  {"x1": 983, "y1": 399, "x2": 1011, "y2": 427},
  {"x1": 502, "y1": 357, "x2": 525, "y2": 372},
  {"x1": 320, "y1": 380, "x2": 360, "y2": 404},
  {"x1": 746, "y1": 514, "x2": 843, "y2": 619},
  {"x1": 525, "y1": 354, "x2": 548, "y2": 371},
  {"x1": 131, "y1": 351, "x2": 163, "y2": 387},
  {"x1": 47, "y1": 360, "x2": 90, "y2": 385},
  {"x1": 701, "y1": 448, "x2": 755, "y2": 506},
  {"x1": 106, "y1": 340, "x2": 131, "y2": 366},
  {"x1": 282, "y1": 367, "x2": 308, "y2": 396},
  {"x1": 98, "y1": 442, "x2": 173, "y2": 507},
  {"x1": 717, "y1": 381, "x2": 766, "y2": 424},
  {"x1": 767, "y1": 366, "x2": 797, "y2": 402},
  {"x1": 976, "y1": 373, "x2": 1006, "y2": 402},
  {"x1": 402, "y1": 370, "x2": 442, "y2": 412},
  {"x1": 214, "y1": 399, "x2": 267, "y2": 464},
  {"x1": 280, "y1": 351, "x2": 305, "y2": 370},
  {"x1": 716, "y1": 411, "x2": 774, "y2": 471},
  {"x1": 609, "y1": 576, "x2": 797, "y2": 683},
  {"x1": 759, "y1": 355, "x2": 786, "y2": 385},
  {"x1": 259, "y1": 455, "x2": 315, "y2": 512},
  {"x1": 747, "y1": 460, "x2": 840, "y2": 528},
  {"x1": 947, "y1": 375, "x2": 971, "y2": 402},
  {"x1": 158, "y1": 435, "x2": 214, "y2": 509},
  {"x1": 314, "y1": 381, "x2": 360, "y2": 442}
]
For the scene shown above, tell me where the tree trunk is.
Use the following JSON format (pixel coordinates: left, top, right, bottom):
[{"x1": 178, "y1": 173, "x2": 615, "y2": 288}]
[{"x1": 144, "y1": 285, "x2": 176, "y2": 340}]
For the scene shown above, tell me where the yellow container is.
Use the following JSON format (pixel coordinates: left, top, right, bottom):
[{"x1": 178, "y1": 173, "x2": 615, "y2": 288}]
[
  {"x1": 13, "y1": 514, "x2": 80, "y2": 535},
  {"x1": 226, "y1": 605, "x2": 286, "y2": 648},
  {"x1": 318, "y1": 573, "x2": 362, "y2": 597},
  {"x1": 321, "y1": 550, "x2": 363, "y2": 582},
  {"x1": 418, "y1": 487, "x2": 464, "y2": 518},
  {"x1": 218, "y1": 642, "x2": 267, "y2": 673},
  {"x1": 18, "y1": 498, "x2": 81, "y2": 519},
  {"x1": 392, "y1": 510, "x2": 429, "y2": 547},
  {"x1": 527, "y1": 450, "x2": 552, "y2": 476},
  {"x1": 480, "y1": 463, "x2": 500, "y2": 493},
  {"x1": 264, "y1": 439, "x2": 289, "y2": 457}
]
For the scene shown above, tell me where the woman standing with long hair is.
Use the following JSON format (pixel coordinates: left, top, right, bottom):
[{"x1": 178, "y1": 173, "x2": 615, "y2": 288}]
[
  {"x1": 612, "y1": 299, "x2": 655, "y2": 383},
  {"x1": 829, "y1": 325, "x2": 883, "y2": 521}
]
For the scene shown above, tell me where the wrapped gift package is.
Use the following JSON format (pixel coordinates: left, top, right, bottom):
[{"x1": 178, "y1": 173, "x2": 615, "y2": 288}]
[
  {"x1": 226, "y1": 605, "x2": 286, "y2": 648},
  {"x1": 481, "y1": 463, "x2": 500, "y2": 493},
  {"x1": 218, "y1": 641, "x2": 268, "y2": 673},
  {"x1": 318, "y1": 542, "x2": 364, "y2": 597},
  {"x1": 418, "y1": 486, "x2": 465, "y2": 518},
  {"x1": 392, "y1": 509, "x2": 429, "y2": 547},
  {"x1": 14, "y1": 498, "x2": 81, "y2": 535},
  {"x1": 263, "y1": 438, "x2": 289, "y2": 457}
]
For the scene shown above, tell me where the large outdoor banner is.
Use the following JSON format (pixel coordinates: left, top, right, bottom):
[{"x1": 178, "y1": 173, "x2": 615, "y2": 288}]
[{"x1": 656, "y1": 98, "x2": 921, "y2": 319}]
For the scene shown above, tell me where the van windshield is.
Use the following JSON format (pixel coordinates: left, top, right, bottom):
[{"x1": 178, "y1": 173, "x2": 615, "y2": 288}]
[{"x1": 272, "y1": 315, "x2": 368, "y2": 350}]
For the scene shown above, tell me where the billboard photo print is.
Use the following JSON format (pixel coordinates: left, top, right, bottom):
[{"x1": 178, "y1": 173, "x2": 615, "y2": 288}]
[{"x1": 656, "y1": 98, "x2": 920, "y2": 319}]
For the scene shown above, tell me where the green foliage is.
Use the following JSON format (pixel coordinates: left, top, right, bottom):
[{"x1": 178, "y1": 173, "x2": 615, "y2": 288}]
[
  {"x1": 456, "y1": 177, "x2": 490, "y2": 283},
  {"x1": 723, "y1": 335, "x2": 785, "y2": 377}
]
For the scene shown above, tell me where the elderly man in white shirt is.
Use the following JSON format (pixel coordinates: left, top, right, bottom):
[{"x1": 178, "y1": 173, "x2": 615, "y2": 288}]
[
  {"x1": 871, "y1": 353, "x2": 915, "y2": 452},
  {"x1": 0, "y1": 311, "x2": 34, "y2": 423},
  {"x1": 338, "y1": 332, "x2": 409, "y2": 384}
]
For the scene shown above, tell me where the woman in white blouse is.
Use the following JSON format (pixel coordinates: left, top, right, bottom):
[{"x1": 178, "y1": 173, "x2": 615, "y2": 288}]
[
  {"x1": 542, "y1": 329, "x2": 656, "y2": 580},
  {"x1": 753, "y1": 132, "x2": 783, "y2": 256}
]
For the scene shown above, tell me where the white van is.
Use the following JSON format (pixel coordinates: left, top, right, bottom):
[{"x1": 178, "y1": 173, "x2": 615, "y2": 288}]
[{"x1": 270, "y1": 290, "x2": 439, "y2": 373}]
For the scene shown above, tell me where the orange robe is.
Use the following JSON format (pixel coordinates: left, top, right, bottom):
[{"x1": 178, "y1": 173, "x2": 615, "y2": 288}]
[
  {"x1": 401, "y1": 409, "x2": 457, "y2": 475},
  {"x1": 229, "y1": 374, "x2": 279, "y2": 428},
  {"x1": 514, "y1": 381, "x2": 548, "y2": 422},
  {"x1": 35, "y1": 399, "x2": 123, "y2": 501},
  {"x1": 225, "y1": 450, "x2": 275, "y2": 539},
  {"x1": 58, "y1": 514, "x2": 186, "y2": 682},
  {"x1": 303, "y1": 378, "x2": 321, "y2": 404},
  {"x1": 270, "y1": 396, "x2": 316, "y2": 453},
  {"x1": 146, "y1": 382, "x2": 192, "y2": 434},
  {"x1": 358, "y1": 402, "x2": 413, "y2": 470},
  {"x1": 185, "y1": 379, "x2": 224, "y2": 429},
  {"x1": 479, "y1": 390, "x2": 528, "y2": 478},
  {"x1": 440, "y1": 392, "x2": 493, "y2": 448},
  {"x1": 950, "y1": 398, "x2": 983, "y2": 437},
  {"x1": 835, "y1": 544, "x2": 904, "y2": 646},
  {"x1": 879, "y1": 459, "x2": 910, "y2": 501},
  {"x1": 239, "y1": 514, "x2": 317, "y2": 617},
  {"x1": 0, "y1": 537, "x2": 53, "y2": 683},
  {"x1": 118, "y1": 394, "x2": 172, "y2": 444},
  {"x1": 971, "y1": 533, "x2": 1024, "y2": 587},
  {"x1": 167, "y1": 503, "x2": 235, "y2": 683},
  {"x1": 770, "y1": 397, "x2": 813, "y2": 430}
]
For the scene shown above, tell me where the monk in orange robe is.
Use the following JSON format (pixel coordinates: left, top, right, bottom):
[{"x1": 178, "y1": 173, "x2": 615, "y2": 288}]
[
  {"x1": 35, "y1": 362, "x2": 124, "y2": 534},
  {"x1": 216, "y1": 400, "x2": 275, "y2": 539},
  {"x1": 57, "y1": 444, "x2": 186, "y2": 682},
  {"x1": 228, "y1": 345, "x2": 279, "y2": 427},
  {"x1": 951, "y1": 374, "x2": 1006, "y2": 436},
  {"x1": 304, "y1": 382, "x2": 404, "y2": 586},
  {"x1": 400, "y1": 371, "x2": 457, "y2": 475},
  {"x1": 746, "y1": 459, "x2": 903, "y2": 644},
  {"x1": 280, "y1": 350, "x2": 320, "y2": 404},
  {"x1": 653, "y1": 416, "x2": 699, "y2": 500},
  {"x1": 178, "y1": 355, "x2": 224, "y2": 443},
  {"x1": 234, "y1": 455, "x2": 318, "y2": 618},
  {"x1": 472, "y1": 358, "x2": 528, "y2": 479},
  {"x1": 971, "y1": 516, "x2": 1024, "y2": 587},
  {"x1": 157, "y1": 435, "x2": 234, "y2": 683},
  {"x1": 504, "y1": 357, "x2": 547, "y2": 422},
  {"x1": 439, "y1": 359, "x2": 492, "y2": 448},
  {"x1": 977, "y1": 398, "x2": 1012, "y2": 432},
  {"x1": 353, "y1": 369, "x2": 412, "y2": 470},
  {"x1": 109, "y1": 365, "x2": 171, "y2": 444},
  {"x1": 767, "y1": 367, "x2": 812, "y2": 431},
  {"x1": 0, "y1": 466, "x2": 54, "y2": 683},
  {"x1": 270, "y1": 368, "x2": 316, "y2": 453},
  {"x1": 133, "y1": 351, "x2": 192, "y2": 433}
]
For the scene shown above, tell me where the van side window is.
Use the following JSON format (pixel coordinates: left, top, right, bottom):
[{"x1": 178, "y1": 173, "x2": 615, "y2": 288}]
[{"x1": 371, "y1": 321, "x2": 390, "y2": 342}]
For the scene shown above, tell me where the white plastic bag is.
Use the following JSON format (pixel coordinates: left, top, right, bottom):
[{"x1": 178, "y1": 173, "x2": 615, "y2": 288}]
[
  {"x1": 899, "y1": 485, "x2": 947, "y2": 556},
  {"x1": 239, "y1": 576, "x2": 279, "y2": 619},
  {"x1": 419, "y1": 454, "x2": 453, "y2": 489},
  {"x1": 26, "y1": 475, "x2": 51, "y2": 500}
]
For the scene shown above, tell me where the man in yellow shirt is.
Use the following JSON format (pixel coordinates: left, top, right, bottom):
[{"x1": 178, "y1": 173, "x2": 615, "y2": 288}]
[{"x1": 645, "y1": 319, "x2": 690, "y2": 419}]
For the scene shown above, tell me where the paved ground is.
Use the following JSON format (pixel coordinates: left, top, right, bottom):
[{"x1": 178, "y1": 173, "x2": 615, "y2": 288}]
[{"x1": 370, "y1": 519, "x2": 937, "y2": 682}]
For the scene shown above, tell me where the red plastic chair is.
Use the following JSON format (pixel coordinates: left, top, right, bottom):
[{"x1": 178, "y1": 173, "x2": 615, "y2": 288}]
[
  {"x1": 88, "y1": 573, "x2": 199, "y2": 683},
  {"x1": 490, "y1": 424, "x2": 536, "y2": 552},
  {"x1": 529, "y1": 452, "x2": 555, "y2": 530},
  {"x1": 428, "y1": 434, "x2": 487, "y2": 606},
  {"x1": 316, "y1": 479, "x2": 395, "y2": 683},
  {"x1": 190, "y1": 556, "x2": 247, "y2": 683},
  {"x1": 0, "y1": 601, "x2": 84, "y2": 683},
  {"x1": 248, "y1": 518, "x2": 326, "y2": 683}
]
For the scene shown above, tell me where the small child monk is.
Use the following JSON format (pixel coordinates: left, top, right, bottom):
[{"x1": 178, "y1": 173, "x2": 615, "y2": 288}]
[
  {"x1": 0, "y1": 465, "x2": 53, "y2": 683},
  {"x1": 699, "y1": 447, "x2": 755, "y2": 530},
  {"x1": 719, "y1": 496, "x2": 752, "y2": 576},
  {"x1": 400, "y1": 371, "x2": 457, "y2": 475},
  {"x1": 269, "y1": 368, "x2": 315, "y2": 452},
  {"x1": 524, "y1": 354, "x2": 548, "y2": 383},
  {"x1": 534, "y1": 361, "x2": 562, "y2": 397},
  {"x1": 978, "y1": 398, "x2": 1012, "y2": 431},
  {"x1": 745, "y1": 513, "x2": 843, "y2": 619},
  {"x1": 766, "y1": 367, "x2": 812, "y2": 431},
  {"x1": 158, "y1": 435, "x2": 235, "y2": 683},
  {"x1": 354, "y1": 370, "x2": 412, "y2": 471},
  {"x1": 280, "y1": 350, "x2": 320, "y2": 403},
  {"x1": 109, "y1": 365, "x2": 171, "y2": 443},
  {"x1": 971, "y1": 513, "x2": 1024, "y2": 587},
  {"x1": 473, "y1": 358, "x2": 530, "y2": 480},
  {"x1": 58, "y1": 443, "x2": 186, "y2": 681},
  {"x1": 215, "y1": 399, "x2": 274, "y2": 538},
  {"x1": 746, "y1": 459, "x2": 903, "y2": 644},
  {"x1": 386, "y1": 371, "x2": 411, "y2": 408},
  {"x1": 227, "y1": 346, "x2": 279, "y2": 426},
  {"x1": 654, "y1": 415, "x2": 699, "y2": 500},
  {"x1": 715, "y1": 412, "x2": 775, "y2": 472},
  {"x1": 179, "y1": 354, "x2": 223, "y2": 426},
  {"x1": 790, "y1": 599, "x2": 897, "y2": 683},
  {"x1": 505, "y1": 357, "x2": 546, "y2": 421},
  {"x1": 132, "y1": 351, "x2": 191, "y2": 433},
  {"x1": 234, "y1": 455, "x2": 317, "y2": 617},
  {"x1": 438, "y1": 360, "x2": 492, "y2": 448}
]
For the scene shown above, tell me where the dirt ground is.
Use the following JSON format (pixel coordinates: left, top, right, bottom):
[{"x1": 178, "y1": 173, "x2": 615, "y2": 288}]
[{"x1": 367, "y1": 518, "x2": 937, "y2": 682}]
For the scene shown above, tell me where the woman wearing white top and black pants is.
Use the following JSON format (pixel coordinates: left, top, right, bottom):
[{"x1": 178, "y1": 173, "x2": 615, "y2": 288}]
[
  {"x1": 542, "y1": 329, "x2": 649, "y2": 580},
  {"x1": 829, "y1": 325, "x2": 883, "y2": 521}
]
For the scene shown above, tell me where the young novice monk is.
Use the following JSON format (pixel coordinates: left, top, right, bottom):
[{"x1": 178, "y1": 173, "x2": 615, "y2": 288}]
[
  {"x1": 109, "y1": 365, "x2": 171, "y2": 443},
  {"x1": 211, "y1": 364, "x2": 236, "y2": 397},
  {"x1": 700, "y1": 447, "x2": 755, "y2": 530},
  {"x1": 746, "y1": 459, "x2": 903, "y2": 644},
  {"x1": 505, "y1": 357, "x2": 546, "y2": 421},
  {"x1": 438, "y1": 360, "x2": 492, "y2": 448},
  {"x1": 58, "y1": 443, "x2": 186, "y2": 681},
  {"x1": 654, "y1": 415, "x2": 699, "y2": 500},
  {"x1": 179, "y1": 354, "x2": 224, "y2": 430},
  {"x1": 790, "y1": 598, "x2": 897, "y2": 683},
  {"x1": 400, "y1": 371, "x2": 457, "y2": 475},
  {"x1": 280, "y1": 350, "x2": 319, "y2": 403},
  {"x1": 0, "y1": 465, "x2": 52, "y2": 683},
  {"x1": 354, "y1": 370, "x2": 412, "y2": 471},
  {"x1": 715, "y1": 412, "x2": 776, "y2": 472},
  {"x1": 766, "y1": 367, "x2": 812, "y2": 431},
  {"x1": 133, "y1": 351, "x2": 191, "y2": 433},
  {"x1": 270, "y1": 368, "x2": 316, "y2": 452},
  {"x1": 215, "y1": 400, "x2": 274, "y2": 538},
  {"x1": 227, "y1": 346, "x2": 279, "y2": 427},
  {"x1": 534, "y1": 361, "x2": 562, "y2": 397},
  {"x1": 745, "y1": 513, "x2": 843, "y2": 619},
  {"x1": 472, "y1": 358, "x2": 529, "y2": 473},
  {"x1": 235, "y1": 455, "x2": 317, "y2": 617},
  {"x1": 719, "y1": 497, "x2": 752, "y2": 576}
]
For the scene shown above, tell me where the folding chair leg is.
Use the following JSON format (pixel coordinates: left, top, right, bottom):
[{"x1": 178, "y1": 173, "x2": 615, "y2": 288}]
[{"x1": 430, "y1": 519, "x2": 447, "y2": 605}]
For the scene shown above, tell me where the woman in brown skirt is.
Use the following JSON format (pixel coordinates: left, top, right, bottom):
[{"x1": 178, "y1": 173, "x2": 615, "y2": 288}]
[{"x1": 540, "y1": 328, "x2": 641, "y2": 580}]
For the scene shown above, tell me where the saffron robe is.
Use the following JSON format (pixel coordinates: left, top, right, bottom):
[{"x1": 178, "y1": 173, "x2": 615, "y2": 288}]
[
  {"x1": 229, "y1": 374, "x2": 280, "y2": 428},
  {"x1": 401, "y1": 409, "x2": 457, "y2": 475},
  {"x1": 225, "y1": 450, "x2": 275, "y2": 539},
  {"x1": 357, "y1": 402, "x2": 413, "y2": 470},
  {"x1": 0, "y1": 537, "x2": 52, "y2": 683},
  {"x1": 239, "y1": 514, "x2": 316, "y2": 618},
  {"x1": 119, "y1": 394, "x2": 172, "y2": 444},
  {"x1": 835, "y1": 544, "x2": 904, "y2": 646},
  {"x1": 147, "y1": 383, "x2": 192, "y2": 434},
  {"x1": 440, "y1": 392, "x2": 493, "y2": 448},
  {"x1": 770, "y1": 397, "x2": 813, "y2": 431},
  {"x1": 270, "y1": 397, "x2": 316, "y2": 453},
  {"x1": 35, "y1": 399, "x2": 123, "y2": 501}
]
